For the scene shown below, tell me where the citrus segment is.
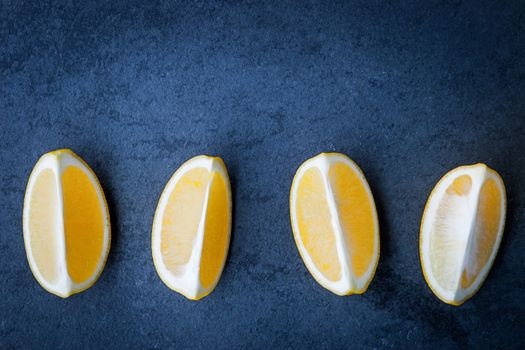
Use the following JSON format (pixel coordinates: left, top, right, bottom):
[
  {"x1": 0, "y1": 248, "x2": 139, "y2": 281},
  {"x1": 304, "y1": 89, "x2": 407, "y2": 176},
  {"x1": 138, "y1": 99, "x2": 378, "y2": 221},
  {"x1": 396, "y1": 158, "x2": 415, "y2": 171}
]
[
  {"x1": 296, "y1": 167, "x2": 341, "y2": 282},
  {"x1": 329, "y1": 162, "x2": 376, "y2": 278},
  {"x1": 62, "y1": 166, "x2": 105, "y2": 284},
  {"x1": 461, "y1": 178, "x2": 502, "y2": 289},
  {"x1": 429, "y1": 175, "x2": 472, "y2": 292},
  {"x1": 160, "y1": 167, "x2": 210, "y2": 275},
  {"x1": 28, "y1": 169, "x2": 60, "y2": 284},
  {"x1": 200, "y1": 171, "x2": 230, "y2": 289}
]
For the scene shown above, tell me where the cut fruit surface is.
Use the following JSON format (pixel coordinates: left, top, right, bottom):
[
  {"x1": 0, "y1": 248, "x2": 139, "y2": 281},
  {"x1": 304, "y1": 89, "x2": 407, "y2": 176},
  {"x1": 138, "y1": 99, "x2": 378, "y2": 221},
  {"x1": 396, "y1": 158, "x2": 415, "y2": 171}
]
[
  {"x1": 290, "y1": 153, "x2": 379, "y2": 295},
  {"x1": 23, "y1": 149, "x2": 111, "y2": 297},
  {"x1": 420, "y1": 164, "x2": 506, "y2": 305},
  {"x1": 152, "y1": 155, "x2": 231, "y2": 300}
]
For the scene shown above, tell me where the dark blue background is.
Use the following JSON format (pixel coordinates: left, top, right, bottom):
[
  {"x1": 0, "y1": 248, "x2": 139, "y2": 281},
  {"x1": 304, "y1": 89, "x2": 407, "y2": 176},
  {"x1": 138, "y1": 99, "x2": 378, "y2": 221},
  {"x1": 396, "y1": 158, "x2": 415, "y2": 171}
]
[{"x1": 1, "y1": 1, "x2": 524, "y2": 348}]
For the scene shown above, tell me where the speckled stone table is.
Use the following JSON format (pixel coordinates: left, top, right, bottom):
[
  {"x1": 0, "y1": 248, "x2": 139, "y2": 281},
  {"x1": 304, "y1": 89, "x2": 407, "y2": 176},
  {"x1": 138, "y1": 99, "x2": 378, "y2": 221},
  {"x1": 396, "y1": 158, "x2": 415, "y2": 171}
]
[{"x1": 1, "y1": 1, "x2": 524, "y2": 349}]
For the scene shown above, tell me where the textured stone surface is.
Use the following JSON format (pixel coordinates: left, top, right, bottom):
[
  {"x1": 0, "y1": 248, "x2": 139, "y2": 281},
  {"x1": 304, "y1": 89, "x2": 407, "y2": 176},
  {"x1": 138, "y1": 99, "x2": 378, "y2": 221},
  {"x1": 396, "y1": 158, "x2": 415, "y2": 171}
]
[{"x1": 1, "y1": 1, "x2": 524, "y2": 348}]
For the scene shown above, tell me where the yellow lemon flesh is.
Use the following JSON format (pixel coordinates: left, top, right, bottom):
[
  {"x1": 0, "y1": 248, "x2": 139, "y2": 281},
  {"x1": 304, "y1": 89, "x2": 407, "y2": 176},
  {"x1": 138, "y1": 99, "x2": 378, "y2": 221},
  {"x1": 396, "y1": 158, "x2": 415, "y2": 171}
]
[
  {"x1": 290, "y1": 153, "x2": 379, "y2": 295},
  {"x1": 23, "y1": 149, "x2": 111, "y2": 297},
  {"x1": 152, "y1": 155, "x2": 231, "y2": 300},
  {"x1": 420, "y1": 164, "x2": 506, "y2": 305}
]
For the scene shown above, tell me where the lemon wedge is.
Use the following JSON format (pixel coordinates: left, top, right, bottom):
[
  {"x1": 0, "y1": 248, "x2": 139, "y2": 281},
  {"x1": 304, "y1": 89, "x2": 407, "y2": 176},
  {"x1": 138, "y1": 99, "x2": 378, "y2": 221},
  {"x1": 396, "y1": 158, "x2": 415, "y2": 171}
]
[
  {"x1": 23, "y1": 149, "x2": 111, "y2": 297},
  {"x1": 290, "y1": 153, "x2": 379, "y2": 295},
  {"x1": 420, "y1": 164, "x2": 506, "y2": 305},
  {"x1": 152, "y1": 155, "x2": 232, "y2": 300}
]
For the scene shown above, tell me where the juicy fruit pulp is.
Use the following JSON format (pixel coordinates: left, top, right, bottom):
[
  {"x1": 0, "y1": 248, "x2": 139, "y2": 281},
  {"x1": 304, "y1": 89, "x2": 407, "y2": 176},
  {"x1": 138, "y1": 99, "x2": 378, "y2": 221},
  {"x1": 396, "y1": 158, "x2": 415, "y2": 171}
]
[
  {"x1": 420, "y1": 164, "x2": 506, "y2": 305},
  {"x1": 330, "y1": 162, "x2": 376, "y2": 278},
  {"x1": 290, "y1": 153, "x2": 379, "y2": 295},
  {"x1": 152, "y1": 156, "x2": 231, "y2": 300},
  {"x1": 160, "y1": 168, "x2": 210, "y2": 275},
  {"x1": 28, "y1": 169, "x2": 60, "y2": 284},
  {"x1": 296, "y1": 167, "x2": 341, "y2": 281},
  {"x1": 23, "y1": 149, "x2": 110, "y2": 297},
  {"x1": 199, "y1": 171, "x2": 230, "y2": 288},
  {"x1": 62, "y1": 166, "x2": 106, "y2": 283}
]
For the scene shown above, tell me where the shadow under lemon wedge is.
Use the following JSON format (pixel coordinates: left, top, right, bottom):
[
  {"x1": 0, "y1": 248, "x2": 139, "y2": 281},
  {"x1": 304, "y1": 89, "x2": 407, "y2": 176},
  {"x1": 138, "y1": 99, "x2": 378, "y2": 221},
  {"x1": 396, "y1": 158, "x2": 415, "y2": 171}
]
[
  {"x1": 23, "y1": 149, "x2": 111, "y2": 298},
  {"x1": 290, "y1": 153, "x2": 380, "y2": 295},
  {"x1": 420, "y1": 164, "x2": 506, "y2": 305},
  {"x1": 151, "y1": 155, "x2": 232, "y2": 300}
]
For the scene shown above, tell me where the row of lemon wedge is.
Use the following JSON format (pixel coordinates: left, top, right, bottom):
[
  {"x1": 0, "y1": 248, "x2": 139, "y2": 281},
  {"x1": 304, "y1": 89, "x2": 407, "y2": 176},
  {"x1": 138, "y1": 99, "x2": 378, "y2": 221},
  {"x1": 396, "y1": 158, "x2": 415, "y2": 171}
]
[{"x1": 23, "y1": 149, "x2": 506, "y2": 305}]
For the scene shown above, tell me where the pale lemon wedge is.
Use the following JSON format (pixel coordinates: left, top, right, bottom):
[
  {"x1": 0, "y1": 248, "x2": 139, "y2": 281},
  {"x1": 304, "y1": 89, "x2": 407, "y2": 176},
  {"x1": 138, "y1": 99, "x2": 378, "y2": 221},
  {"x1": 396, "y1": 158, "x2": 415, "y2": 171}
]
[
  {"x1": 23, "y1": 149, "x2": 111, "y2": 297},
  {"x1": 152, "y1": 155, "x2": 231, "y2": 300},
  {"x1": 420, "y1": 164, "x2": 506, "y2": 305},
  {"x1": 290, "y1": 153, "x2": 379, "y2": 295}
]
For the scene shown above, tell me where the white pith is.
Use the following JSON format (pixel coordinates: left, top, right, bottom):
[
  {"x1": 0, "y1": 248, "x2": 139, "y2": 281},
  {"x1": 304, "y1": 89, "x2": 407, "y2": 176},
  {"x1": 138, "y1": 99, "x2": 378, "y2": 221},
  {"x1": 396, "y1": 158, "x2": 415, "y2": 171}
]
[
  {"x1": 151, "y1": 156, "x2": 232, "y2": 300},
  {"x1": 290, "y1": 153, "x2": 379, "y2": 295},
  {"x1": 23, "y1": 150, "x2": 111, "y2": 298},
  {"x1": 420, "y1": 164, "x2": 506, "y2": 305}
]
